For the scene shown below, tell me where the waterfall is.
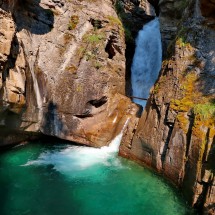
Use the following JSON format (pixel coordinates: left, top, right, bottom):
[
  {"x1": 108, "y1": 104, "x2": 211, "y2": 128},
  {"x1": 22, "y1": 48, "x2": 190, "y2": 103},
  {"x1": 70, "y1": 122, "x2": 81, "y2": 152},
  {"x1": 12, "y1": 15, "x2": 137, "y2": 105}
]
[
  {"x1": 131, "y1": 18, "x2": 162, "y2": 108},
  {"x1": 29, "y1": 62, "x2": 43, "y2": 109}
]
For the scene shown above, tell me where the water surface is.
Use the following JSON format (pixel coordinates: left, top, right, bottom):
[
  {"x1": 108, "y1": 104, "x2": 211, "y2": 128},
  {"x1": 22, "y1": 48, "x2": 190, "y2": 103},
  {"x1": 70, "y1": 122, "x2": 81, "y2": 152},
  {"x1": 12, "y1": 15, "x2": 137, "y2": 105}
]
[{"x1": 0, "y1": 140, "x2": 195, "y2": 215}]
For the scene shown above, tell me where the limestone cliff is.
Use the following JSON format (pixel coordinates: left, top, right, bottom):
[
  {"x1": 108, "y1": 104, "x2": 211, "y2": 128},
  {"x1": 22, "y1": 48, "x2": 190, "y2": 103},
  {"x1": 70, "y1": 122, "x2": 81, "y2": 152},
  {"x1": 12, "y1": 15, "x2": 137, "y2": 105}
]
[
  {"x1": 120, "y1": 0, "x2": 215, "y2": 214},
  {"x1": 0, "y1": 0, "x2": 140, "y2": 147}
]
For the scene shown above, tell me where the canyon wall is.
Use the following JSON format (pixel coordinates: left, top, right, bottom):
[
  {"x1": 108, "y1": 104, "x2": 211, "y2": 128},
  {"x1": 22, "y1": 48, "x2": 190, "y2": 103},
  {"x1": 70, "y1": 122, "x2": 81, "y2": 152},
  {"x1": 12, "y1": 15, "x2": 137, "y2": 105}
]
[
  {"x1": 120, "y1": 0, "x2": 215, "y2": 214},
  {"x1": 0, "y1": 0, "x2": 140, "y2": 147}
]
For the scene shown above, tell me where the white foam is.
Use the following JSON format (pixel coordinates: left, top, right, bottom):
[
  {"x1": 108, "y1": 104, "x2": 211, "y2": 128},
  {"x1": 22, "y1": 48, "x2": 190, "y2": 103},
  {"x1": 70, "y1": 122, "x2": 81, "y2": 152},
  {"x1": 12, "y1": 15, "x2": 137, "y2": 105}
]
[{"x1": 23, "y1": 132, "x2": 125, "y2": 179}]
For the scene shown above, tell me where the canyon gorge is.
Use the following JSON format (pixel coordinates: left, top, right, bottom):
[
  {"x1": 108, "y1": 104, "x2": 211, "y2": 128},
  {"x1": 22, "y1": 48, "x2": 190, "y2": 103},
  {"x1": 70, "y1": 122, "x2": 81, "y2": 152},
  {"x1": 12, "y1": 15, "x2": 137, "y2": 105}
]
[{"x1": 0, "y1": 0, "x2": 214, "y2": 214}]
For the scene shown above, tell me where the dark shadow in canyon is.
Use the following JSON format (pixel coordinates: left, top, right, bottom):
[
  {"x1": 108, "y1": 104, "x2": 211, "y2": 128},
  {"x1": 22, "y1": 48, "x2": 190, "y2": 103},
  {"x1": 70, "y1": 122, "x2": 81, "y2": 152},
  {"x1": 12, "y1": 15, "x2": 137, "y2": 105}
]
[
  {"x1": 42, "y1": 101, "x2": 68, "y2": 138},
  {"x1": 13, "y1": 0, "x2": 54, "y2": 35},
  {"x1": 147, "y1": 0, "x2": 159, "y2": 16}
]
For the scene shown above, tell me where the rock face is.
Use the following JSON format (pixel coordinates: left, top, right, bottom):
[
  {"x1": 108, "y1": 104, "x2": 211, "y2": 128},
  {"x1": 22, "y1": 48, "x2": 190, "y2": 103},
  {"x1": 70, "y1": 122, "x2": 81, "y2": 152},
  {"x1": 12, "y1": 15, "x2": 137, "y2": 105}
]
[
  {"x1": 120, "y1": 0, "x2": 215, "y2": 213},
  {"x1": 0, "y1": 0, "x2": 140, "y2": 147}
]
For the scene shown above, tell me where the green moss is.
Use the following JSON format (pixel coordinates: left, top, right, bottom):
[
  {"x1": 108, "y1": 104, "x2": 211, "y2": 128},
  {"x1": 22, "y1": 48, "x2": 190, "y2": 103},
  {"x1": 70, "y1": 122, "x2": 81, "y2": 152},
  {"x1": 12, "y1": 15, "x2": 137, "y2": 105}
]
[
  {"x1": 176, "y1": 26, "x2": 193, "y2": 50},
  {"x1": 177, "y1": 37, "x2": 186, "y2": 47},
  {"x1": 82, "y1": 31, "x2": 104, "y2": 61},
  {"x1": 84, "y1": 33, "x2": 104, "y2": 43}
]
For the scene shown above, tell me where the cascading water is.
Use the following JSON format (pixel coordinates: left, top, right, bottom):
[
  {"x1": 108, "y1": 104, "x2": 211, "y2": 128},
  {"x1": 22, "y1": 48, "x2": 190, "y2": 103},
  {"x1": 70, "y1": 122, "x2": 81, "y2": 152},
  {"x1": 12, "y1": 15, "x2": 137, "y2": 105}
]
[{"x1": 131, "y1": 18, "x2": 162, "y2": 108}]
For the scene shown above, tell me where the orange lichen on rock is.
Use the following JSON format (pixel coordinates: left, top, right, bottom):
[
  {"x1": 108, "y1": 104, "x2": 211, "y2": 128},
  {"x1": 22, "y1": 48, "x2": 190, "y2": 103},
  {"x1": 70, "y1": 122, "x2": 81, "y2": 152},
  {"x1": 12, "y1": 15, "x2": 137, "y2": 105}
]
[
  {"x1": 170, "y1": 72, "x2": 198, "y2": 115},
  {"x1": 170, "y1": 71, "x2": 215, "y2": 139}
]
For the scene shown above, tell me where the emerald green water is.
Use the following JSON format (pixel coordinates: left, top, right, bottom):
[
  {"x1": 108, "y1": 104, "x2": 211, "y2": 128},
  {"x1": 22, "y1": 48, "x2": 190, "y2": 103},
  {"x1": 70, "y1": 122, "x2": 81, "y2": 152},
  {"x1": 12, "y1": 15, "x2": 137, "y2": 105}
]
[{"x1": 0, "y1": 141, "x2": 195, "y2": 215}]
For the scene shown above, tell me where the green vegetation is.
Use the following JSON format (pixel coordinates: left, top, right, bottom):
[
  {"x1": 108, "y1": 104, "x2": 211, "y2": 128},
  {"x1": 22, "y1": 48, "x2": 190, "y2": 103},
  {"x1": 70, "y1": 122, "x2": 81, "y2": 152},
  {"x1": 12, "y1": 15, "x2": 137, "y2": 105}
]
[
  {"x1": 107, "y1": 15, "x2": 131, "y2": 42},
  {"x1": 176, "y1": 36, "x2": 192, "y2": 50},
  {"x1": 175, "y1": 26, "x2": 193, "y2": 50},
  {"x1": 194, "y1": 101, "x2": 215, "y2": 120},
  {"x1": 85, "y1": 51, "x2": 95, "y2": 61},
  {"x1": 84, "y1": 33, "x2": 104, "y2": 43},
  {"x1": 82, "y1": 31, "x2": 104, "y2": 67},
  {"x1": 68, "y1": 15, "x2": 79, "y2": 30}
]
